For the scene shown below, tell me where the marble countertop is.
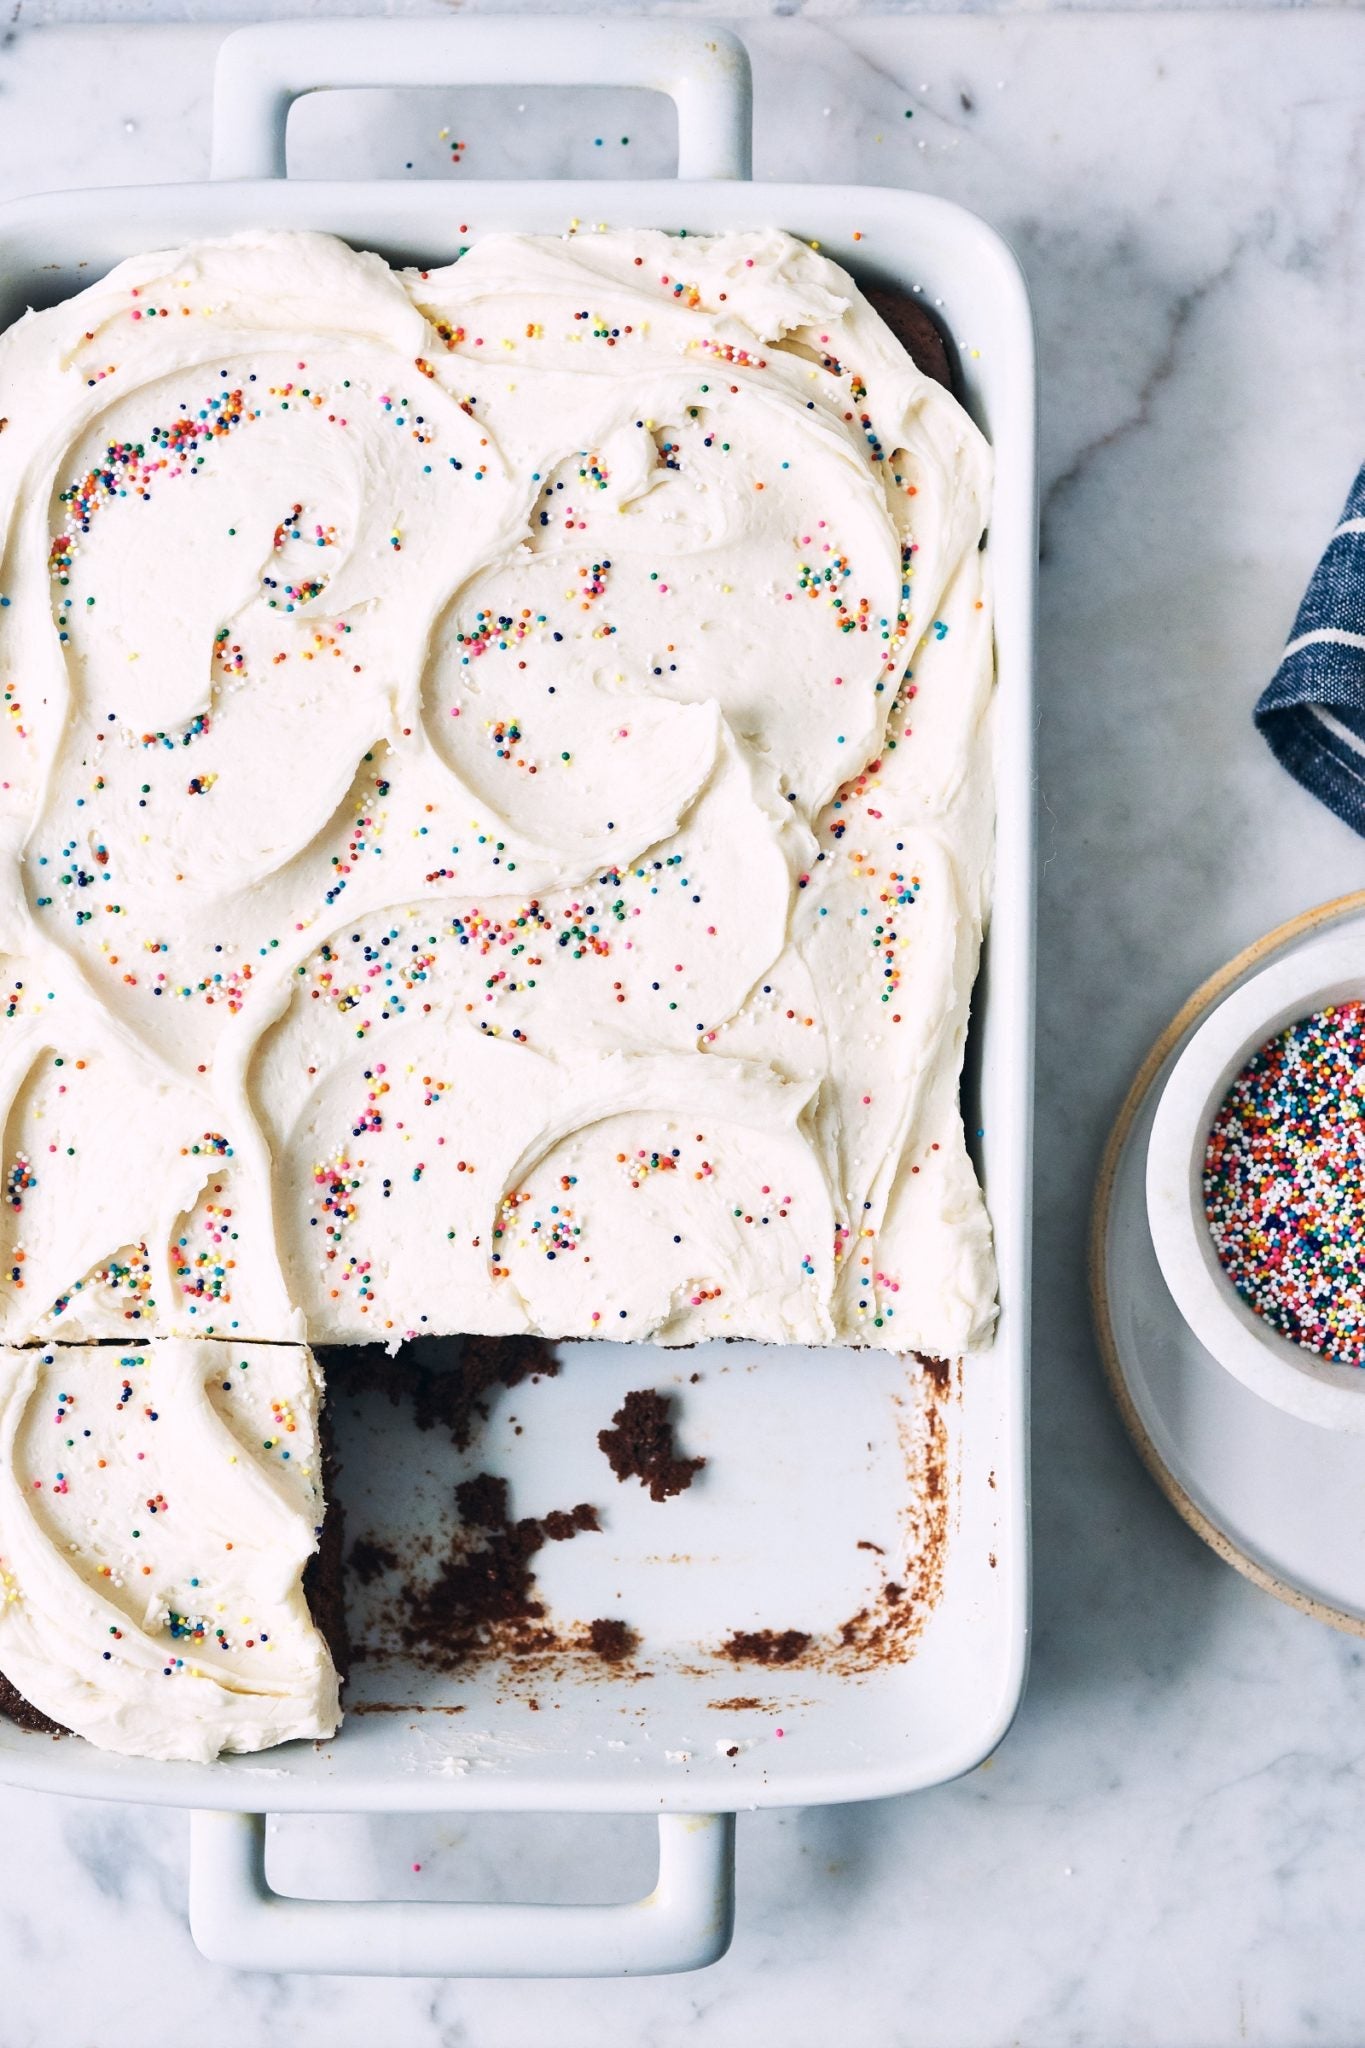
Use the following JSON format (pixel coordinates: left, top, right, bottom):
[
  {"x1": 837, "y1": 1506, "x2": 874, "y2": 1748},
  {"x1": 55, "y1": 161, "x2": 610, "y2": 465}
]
[{"x1": 2, "y1": 9, "x2": 1364, "y2": 2044}]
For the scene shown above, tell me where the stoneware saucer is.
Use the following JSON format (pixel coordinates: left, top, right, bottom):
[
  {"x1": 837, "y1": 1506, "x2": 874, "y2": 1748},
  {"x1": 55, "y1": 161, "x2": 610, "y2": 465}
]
[
  {"x1": 1146, "y1": 926, "x2": 1365, "y2": 1431},
  {"x1": 1091, "y1": 890, "x2": 1365, "y2": 1634}
]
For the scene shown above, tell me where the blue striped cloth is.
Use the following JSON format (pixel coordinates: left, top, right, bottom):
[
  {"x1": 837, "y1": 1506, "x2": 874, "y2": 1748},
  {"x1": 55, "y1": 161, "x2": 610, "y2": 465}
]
[{"x1": 1256, "y1": 463, "x2": 1365, "y2": 833}]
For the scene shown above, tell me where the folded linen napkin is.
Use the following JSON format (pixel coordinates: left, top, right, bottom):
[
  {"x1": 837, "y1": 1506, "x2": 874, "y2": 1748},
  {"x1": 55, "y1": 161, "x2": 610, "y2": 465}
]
[{"x1": 1255, "y1": 463, "x2": 1365, "y2": 834}]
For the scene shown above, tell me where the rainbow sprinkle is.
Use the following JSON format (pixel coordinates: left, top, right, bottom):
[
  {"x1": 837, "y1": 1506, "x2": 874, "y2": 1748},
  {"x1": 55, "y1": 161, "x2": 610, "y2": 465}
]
[{"x1": 1203, "y1": 1002, "x2": 1365, "y2": 1367}]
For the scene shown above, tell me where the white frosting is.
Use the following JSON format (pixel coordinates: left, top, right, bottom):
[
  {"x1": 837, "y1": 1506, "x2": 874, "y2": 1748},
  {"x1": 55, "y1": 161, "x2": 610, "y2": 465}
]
[
  {"x1": 0, "y1": 1338, "x2": 339, "y2": 1761},
  {"x1": 0, "y1": 226, "x2": 995, "y2": 1356}
]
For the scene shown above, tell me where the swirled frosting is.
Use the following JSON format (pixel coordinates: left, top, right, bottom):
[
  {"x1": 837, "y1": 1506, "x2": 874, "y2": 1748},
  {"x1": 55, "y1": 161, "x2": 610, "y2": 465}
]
[
  {"x1": 0, "y1": 1339, "x2": 338, "y2": 1761},
  {"x1": 0, "y1": 226, "x2": 994, "y2": 1355}
]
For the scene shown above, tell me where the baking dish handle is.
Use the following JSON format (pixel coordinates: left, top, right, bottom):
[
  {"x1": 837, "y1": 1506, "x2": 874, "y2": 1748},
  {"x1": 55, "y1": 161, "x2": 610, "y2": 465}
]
[
  {"x1": 188, "y1": 1808, "x2": 736, "y2": 1977},
  {"x1": 210, "y1": 18, "x2": 753, "y2": 184}
]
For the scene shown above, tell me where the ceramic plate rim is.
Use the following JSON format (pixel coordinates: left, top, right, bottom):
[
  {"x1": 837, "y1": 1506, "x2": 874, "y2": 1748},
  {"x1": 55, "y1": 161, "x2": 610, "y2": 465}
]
[{"x1": 1090, "y1": 887, "x2": 1365, "y2": 1639}]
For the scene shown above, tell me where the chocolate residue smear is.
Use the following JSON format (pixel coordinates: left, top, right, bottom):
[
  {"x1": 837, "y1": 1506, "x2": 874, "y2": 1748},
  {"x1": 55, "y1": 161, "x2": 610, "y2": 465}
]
[
  {"x1": 598, "y1": 1388, "x2": 705, "y2": 1501},
  {"x1": 915, "y1": 1352, "x2": 954, "y2": 1395},
  {"x1": 721, "y1": 1628, "x2": 812, "y2": 1666},
  {"x1": 710, "y1": 1355, "x2": 958, "y2": 1676},
  {"x1": 331, "y1": 1339, "x2": 956, "y2": 1687},
  {"x1": 349, "y1": 1701, "x2": 467, "y2": 1716},
  {"x1": 335, "y1": 1338, "x2": 635, "y2": 1677},
  {"x1": 706, "y1": 1696, "x2": 773, "y2": 1712},
  {"x1": 819, "y1": 1358, "x2": 955, "y2": 1670},
  {"x1": 323, "y1": 1333, "x2": 559, "y2": 1453},
  {"x1": 587, "y1": 1618, "x2": 637, "y2": 1663},
  {"x1": 837, "y1": 1581, "x2": 906, "y2": 1649}
]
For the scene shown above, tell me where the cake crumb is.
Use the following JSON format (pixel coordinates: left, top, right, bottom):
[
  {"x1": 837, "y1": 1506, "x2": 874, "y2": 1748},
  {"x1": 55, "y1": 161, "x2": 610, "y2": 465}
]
[
  {"x1": 348, "y1": 1537, "x2": 399, "y2": 1586},
  {"x1": 390, "y1": 1472, "x2": 601, "y2": 1661},
  {"x1": 542, "y1": 1503, "x2": 600, "y2": 1541},
  {"x1": 454, "y1": 1472, "x2": 508, "y2": 1530},
  {"x1": 720, "y1": 1628, "x2": 811, "y2": 1666},
  {"x1": 323, "y1": 1334, "x2": 559, "y2": 1452},
  {"x1": 597, "y1": 1388, "x2": 704, "y2": 1501},
  {"x1": 587, "y1": 1617, "x2": 636, "y2": 1663}
]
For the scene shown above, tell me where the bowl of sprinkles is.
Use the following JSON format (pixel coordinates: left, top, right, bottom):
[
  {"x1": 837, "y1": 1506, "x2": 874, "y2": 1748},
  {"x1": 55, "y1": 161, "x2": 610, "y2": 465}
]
[{"x1": 1147, "y1": 929, "x2": 1365, "y2": 1431}]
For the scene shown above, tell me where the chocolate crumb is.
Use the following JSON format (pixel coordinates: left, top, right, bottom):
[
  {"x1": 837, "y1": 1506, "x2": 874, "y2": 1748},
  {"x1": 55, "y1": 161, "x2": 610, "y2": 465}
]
[
  {"x1": 333, "y1": 1343, "x2": 612, "y2": 1674},
  {"x1": 598, "y1": 1388, "x2": 704, "y2": 1501},
  {"x1": 404, "y1": 1518, "x2": 540, "y2": 1644},
  {"x1": 348, "y1": 1537, "x2": 399, "y2": 1586},
  {"x1": 720, "y1": 1628, "x2": 811, "y2": 1666},
  {"x1": 542, "y1": 1503, "x2": 600, "y2": 1540},
  {"x1": 393, "y1": 1472, "x2": 601, "y2": 1664},
  {"x1": 587, "y1": 1617, "x2": 636, "y2": 1663},
  {"x1": 455, "y1": 1472, "x2": 509, "y2": 1530}
]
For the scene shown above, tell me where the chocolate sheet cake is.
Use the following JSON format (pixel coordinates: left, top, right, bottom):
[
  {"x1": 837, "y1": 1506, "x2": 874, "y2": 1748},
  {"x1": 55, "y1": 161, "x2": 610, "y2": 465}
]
[{"x1": 0, "y1": 227, "x2": 992, "y2": 1758}]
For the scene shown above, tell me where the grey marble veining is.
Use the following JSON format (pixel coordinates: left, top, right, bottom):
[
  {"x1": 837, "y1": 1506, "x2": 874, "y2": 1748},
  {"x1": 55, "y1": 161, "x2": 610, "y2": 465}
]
[{"x1": 1, "y1": 12, "x2": 1364, "y2": 2044}]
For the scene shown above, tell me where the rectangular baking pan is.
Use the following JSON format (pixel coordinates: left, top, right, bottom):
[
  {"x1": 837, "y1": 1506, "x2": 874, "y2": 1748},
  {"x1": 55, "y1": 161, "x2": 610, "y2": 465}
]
[{"x1": 0, "y1": 17, "x2": 1035, "y2": 1976}]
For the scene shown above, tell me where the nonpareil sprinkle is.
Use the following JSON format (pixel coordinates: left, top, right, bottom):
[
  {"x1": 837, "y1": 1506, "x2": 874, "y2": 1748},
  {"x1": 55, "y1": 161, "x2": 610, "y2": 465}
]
[{"x1": 1203, "y1": 1002, "x2": 1365, "y2": 1366}]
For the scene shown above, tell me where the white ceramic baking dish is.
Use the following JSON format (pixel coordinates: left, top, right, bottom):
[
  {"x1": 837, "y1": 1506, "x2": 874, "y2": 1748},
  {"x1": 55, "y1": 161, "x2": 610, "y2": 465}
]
[{"x1": 0, "y1": 17, "x2": 1035, "y2": 1978}]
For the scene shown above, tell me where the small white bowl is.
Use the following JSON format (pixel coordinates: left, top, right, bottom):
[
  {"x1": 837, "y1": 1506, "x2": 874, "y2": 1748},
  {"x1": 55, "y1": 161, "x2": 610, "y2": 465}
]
[{"x1": 1146, "y1": 930, "x2": 1365, "y2": 1432}]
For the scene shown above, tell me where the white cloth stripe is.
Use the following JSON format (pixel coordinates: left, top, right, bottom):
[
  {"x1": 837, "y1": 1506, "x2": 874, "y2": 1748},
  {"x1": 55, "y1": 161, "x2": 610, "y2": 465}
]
[
  {"x1": 1255, "y1": 463, "x2": 1365, "y2": 832},
  {"x1": 1313, "y1": 704, "x2": 1365, "y2": 764},
  {"x1": 1280, "y1": 624, "x2": 1365, "y2": 663}
]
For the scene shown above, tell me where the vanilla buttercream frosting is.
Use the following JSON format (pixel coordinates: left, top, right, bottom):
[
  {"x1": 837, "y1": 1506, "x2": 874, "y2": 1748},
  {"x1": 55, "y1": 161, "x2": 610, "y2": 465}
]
[
  {"x1": 0, "y1": 225, "x2": 995, "y2": 1355},
  {"x1": 0, "y1": 1338, "x2": 339, "y2": 1761}
]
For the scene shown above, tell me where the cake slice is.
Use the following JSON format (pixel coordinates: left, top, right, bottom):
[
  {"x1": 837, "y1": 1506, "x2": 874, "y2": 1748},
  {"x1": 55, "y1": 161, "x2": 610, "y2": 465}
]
[{"x1": 0, "y1": 1338, "x2": 341, "y2": 1762}]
